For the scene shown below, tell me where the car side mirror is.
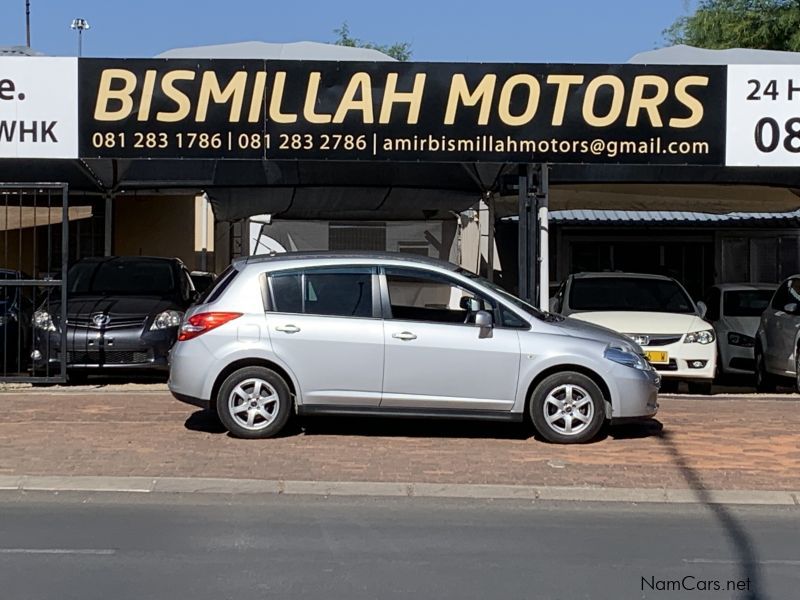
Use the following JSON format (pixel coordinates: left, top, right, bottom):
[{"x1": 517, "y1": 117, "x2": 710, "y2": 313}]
[
  {"x1": 784, "y1": 302, "x2": 799, "y2": 314},
  {"x1": 475, "y1": 310, "x2": 493, "y2": 338},
  {"x1": 696, "y1": 300, "x2": 707, "y2": 319}
]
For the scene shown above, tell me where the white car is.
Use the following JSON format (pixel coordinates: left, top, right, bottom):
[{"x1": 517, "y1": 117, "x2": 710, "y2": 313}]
[
  {"x1": 552, "y1": 272, "x2": 717, "y2": 394},
  {"x1": 704, "y1": 283, "x2": 776, "y2": 377}
]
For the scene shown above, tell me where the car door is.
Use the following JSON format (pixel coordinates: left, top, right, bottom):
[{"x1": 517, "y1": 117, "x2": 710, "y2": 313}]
[
  {"x1": 380, "y1": 267, "x2": 521, "y2": 411},
  {"x1": 266, "y1": 267, "x2": 384, "y2": 407}
]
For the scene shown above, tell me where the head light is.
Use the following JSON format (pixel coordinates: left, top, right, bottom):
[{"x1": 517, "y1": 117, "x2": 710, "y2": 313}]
[
  {"x1": 604, "y1": 344, "x2": 649, "y2": 370},
  {"x1": 150, "y1": 310, "x2": 184, "y2": 330},
  {"x1": 684, "y1": 330, "x2": 715, "y2": 344},
  {"x1": 727, "y1": 332, "x2": 755, "y2": 347},
  {"x1": 33, "y1": 310, "x2": 57, "y2": 332}
]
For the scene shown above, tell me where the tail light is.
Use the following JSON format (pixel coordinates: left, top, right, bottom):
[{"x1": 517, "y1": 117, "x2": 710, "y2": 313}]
[{"x1": 178, "y1": 312, "x2": 242, "y2": 341}]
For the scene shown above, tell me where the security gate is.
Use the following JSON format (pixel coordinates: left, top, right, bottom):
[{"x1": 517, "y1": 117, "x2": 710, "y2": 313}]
[{"x1": 0, "y1": 183, "x2": 68, "y2": 383}]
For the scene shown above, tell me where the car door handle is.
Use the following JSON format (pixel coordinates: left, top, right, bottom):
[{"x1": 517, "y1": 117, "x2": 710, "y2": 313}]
[
  {"x1": 275, "y1": 324, "x2": 301, "y2": 334},
  {"x1": 392, "y1": 331, "x2": 417, "y2": 341}
]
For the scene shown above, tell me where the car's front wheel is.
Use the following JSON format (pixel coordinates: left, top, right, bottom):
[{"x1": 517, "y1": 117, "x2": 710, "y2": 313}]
[
  {"x1": 755, "y1": 345, "x2": 776, "y2": 393},
  {"x1": 217, "y1": 366, "x2": 291, "y2": 439},
  {"x1": 530, "y1": 372, "x2": 606, "y2": 444}
]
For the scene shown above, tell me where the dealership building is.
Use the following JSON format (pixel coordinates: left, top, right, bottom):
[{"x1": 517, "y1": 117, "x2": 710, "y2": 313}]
[{"x1": 1, "y1": 41, "x2": 799, "y2": 381}]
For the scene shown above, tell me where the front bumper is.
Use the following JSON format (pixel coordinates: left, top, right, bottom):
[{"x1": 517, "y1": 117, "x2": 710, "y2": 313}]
[
  {"x1": 719, "y1": 342, "x2": 756, "y2": 375},
  {"x1": 644, "y1": 340, "x2": 716, "y2": 381},
  {"x1": 32, "y1": 325, "x2": 176, "y2": 373},
  {"x1": 608, "y1": 362, "x2": 660, "y2": 419}
]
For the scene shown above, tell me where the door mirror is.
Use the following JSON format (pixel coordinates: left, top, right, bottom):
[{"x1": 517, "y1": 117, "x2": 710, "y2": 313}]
[
  {"x1": 696, "y1": 300, "x2": 707, "y2": 319},
  {"x1": 783, "y1": 302, "x2": 799, "y2": 314},
  {"x1": 474, "y1": 310, "x2": 493, "y2": 338}
]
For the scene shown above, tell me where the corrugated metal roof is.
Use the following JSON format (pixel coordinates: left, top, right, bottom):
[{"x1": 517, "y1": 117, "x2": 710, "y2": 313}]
[
  {"x1": 0, "y1": 46, "x2": 43, "y2": 56},
  {"x1": 547, "y1": 209, "x2": 800, "y2": 226},
  {"x1": 629, "y1": 44, "x2": 800, "y2": 65}
]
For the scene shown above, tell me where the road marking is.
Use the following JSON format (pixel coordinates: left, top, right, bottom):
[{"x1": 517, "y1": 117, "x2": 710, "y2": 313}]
[
  {"x1": 0, "y1": 548, "x2": 116, "y2": 556},
  {"x1": 684, "y1": 558, "x2": 800, "y2": 566}
]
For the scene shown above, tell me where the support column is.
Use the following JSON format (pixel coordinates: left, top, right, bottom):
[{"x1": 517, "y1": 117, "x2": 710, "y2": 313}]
[
  {"x1": 486, "y1": 193, "x2": 496, "y2": 283},
  {"x1": 103, "y1": 193, "x2": 113, "y2": 256},
  {"x1": 537, "y1": 165, "x2": 550, "y2": 311},
  {"x1": 517, "y1": 164, "x2": 536, "y2": 303}
]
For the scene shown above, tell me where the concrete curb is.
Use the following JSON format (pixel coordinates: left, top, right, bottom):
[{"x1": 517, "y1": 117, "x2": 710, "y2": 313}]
[{"x1": 0, "y1": 475, "x2": 797, "y2": 506}]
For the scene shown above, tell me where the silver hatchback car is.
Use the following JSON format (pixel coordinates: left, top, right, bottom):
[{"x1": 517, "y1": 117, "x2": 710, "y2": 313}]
[{"x1": 168, "y1": 252, "x2": 659, "y2": 444}]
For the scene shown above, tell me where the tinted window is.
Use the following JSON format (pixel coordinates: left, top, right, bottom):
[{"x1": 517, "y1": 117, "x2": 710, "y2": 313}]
[
  {"x1": 569, "y1": 277, "x2": 695, "y2": 314},
  {"x1": 270, "y1": 269, "x2": 373, "y2": 318},
  {"x1": 723, "y1": 289, "x2": 774, "y2": 317},
  {"x1": 304, "y1": 270, "x2": 372, "y2": 317},
  {"x1": 771, "y1": 278, "x2": 800, "y2": 309},
  {"x1": 201, "y1": 265, "x2": 237, "y2": 304},
  {"x1": 385, "y1": 268, "x2": 493, "y2": 325},
  {"x1": 270, "y1": 273, "x2": 303, "y2": 313},
  {"x1": 68, "y1": 259, "x2": 177, "y2": 296}
]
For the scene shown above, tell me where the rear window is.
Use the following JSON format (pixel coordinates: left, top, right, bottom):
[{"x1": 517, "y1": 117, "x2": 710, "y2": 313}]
[
  {"x1": 569, "y1": 277, "x2": 695, "y2": 314},
  {"x1": 68, "y1": 259, "x2": 176, "y2": 296},
  {"x1": 199, "y1": 265, "x2": 237, "y2": 304},
  {"x1": 723, "y1": 289, "x2": 774, "y2": 317}
]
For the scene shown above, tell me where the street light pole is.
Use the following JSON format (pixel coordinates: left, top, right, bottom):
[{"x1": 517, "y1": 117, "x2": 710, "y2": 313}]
[
  {"x1": 70, "y1": 18, "x2": 90, "y2": 57},
  {"x1": 25, "y1": 1, "x2": 31, "y2": 47}
]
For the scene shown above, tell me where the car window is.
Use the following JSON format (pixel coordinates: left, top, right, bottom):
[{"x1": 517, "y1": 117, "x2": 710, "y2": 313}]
[
  {"x1": 200, "y1": 265, "x2": 237, "y2": 304},
  {"x1": 568, "y1": 277, "x2": 695, "y2": 314},
  {"x1": 68, "y1": 259, "x2": 177, "y2": 296},
  {"x1": 771, "y1": 278, "x2": 800, "y2": 309},
  {"x1": 385, "y1": 267, "x2": 494, "y2": 325},
  {"x1": 553, "y1": 281, "x2": 566, "y2": 313},
  {"x1": 270, "y1": 268, "x2": 373, "y2": 318},
  {"x1": 723, "y1": 289, "x2": 773, "y2": 317}
]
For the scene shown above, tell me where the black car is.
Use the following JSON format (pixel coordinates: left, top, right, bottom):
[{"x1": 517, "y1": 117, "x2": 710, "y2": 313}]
[
  {"x1": 32, "y1": 256, "x2": 197, "y2": 381},
  {"x1": 0, "y1": 269, "x2": 34, "y2": 374}
]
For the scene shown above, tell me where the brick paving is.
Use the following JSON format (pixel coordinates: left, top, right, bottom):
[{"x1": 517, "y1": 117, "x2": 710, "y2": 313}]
[{"x1": 0, "y1": 390, "x2": 798, "y2": 491}]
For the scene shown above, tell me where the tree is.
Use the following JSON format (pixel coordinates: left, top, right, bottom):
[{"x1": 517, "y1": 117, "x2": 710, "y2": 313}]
[
  {"x1": 665, "y1": 0, "x2": 800, "y2": 51},
  {"x1": 333, "y1": 22, "x2": 412, "y2": 61}
]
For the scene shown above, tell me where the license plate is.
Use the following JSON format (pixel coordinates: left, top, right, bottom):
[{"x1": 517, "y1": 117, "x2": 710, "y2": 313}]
[{"x1": 644, "y1": 350, "x2": 669, "y2": 364}]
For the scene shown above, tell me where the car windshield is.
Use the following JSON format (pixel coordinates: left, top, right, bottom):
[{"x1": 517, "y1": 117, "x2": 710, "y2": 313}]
[
  {"x1": 68, "y1": 259, "x2": 177, "y2": 296},
  {"x1": 569, "y1": 277, "x2": 695, "y2": 314},
  {"x1": 458, "y1": 269, "x2": 547, "y2": 319},
  {"x1": 723, "y1": 289, "x2": 774, "y2": 317}
]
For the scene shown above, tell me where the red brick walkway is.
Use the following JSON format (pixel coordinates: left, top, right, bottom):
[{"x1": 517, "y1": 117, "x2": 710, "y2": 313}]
[{"x1": 1, "y1": 391, "x2": 798, "y2": 491}]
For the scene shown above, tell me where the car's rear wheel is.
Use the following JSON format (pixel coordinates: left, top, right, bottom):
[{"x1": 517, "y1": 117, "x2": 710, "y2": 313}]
[
  {"x1": 530, "y1": 372, "x2": 605, "y2": 444},
  {"x1": 755, "y1": 345, "x2": 776, "y2": 393},
  {"x1": 217, "y1": 366, "x2": 291, "y2": 439}
]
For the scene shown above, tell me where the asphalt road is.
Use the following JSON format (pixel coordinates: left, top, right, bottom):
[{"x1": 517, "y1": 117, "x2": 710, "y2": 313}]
[{"x1": 0, "y1": 492, "x2": 797, "y2": 600}]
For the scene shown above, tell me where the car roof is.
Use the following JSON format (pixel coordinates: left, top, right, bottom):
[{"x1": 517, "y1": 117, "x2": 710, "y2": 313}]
[
  {"x1": 570, "y1": 272, "x2": 674, "y2": 281},
  {"x1": 235, "y1": 251, "x2": 460, "y2": 272},
  {"x1": 74, "y1": 256, "x2": 183, "y2": 265}
]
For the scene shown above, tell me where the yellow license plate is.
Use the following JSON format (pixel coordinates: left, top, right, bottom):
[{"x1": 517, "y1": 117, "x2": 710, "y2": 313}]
[{"x1": 644, "y1": 350, "x2": 669, "y2": 364}]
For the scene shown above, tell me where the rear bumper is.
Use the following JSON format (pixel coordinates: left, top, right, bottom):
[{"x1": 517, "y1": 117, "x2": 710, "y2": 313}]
[{"x1": 171, "y1": 391, "x2": 210, "y2": 410}]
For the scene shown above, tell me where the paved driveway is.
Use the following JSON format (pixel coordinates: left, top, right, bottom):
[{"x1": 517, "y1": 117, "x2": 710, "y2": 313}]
[{"x1": 1, "y1": 387, "x2": 798, "y2": 491}]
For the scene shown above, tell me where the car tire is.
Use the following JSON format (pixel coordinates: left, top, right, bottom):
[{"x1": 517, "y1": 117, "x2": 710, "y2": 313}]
[
  {"x1": 530, "y1": 372, "x2": 606, "y2": 444},
  {"x1": 795, "y1": 351, "x2": 800, "y2": 394},
  {"x1": 216, "y1": 366, "x2": 291, "y2": 439},
  {"x1": 687, "y1": 380, "x2": 713, "y2": 395},
  {"x1": 755, "y1": 345, "x2": 776, "y2": 393}
]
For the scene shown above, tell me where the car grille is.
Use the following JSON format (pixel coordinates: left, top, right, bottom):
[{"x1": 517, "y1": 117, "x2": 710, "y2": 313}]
[
  {"x1": 67, "y1": 350, "x2": 152, "y2": 365},
  {"x1": 68, "y1": 317, "x2": 145, "y2": 329},
  {"x1": 653, "y1": 359, "x2": 678, "y2": 372},
  {"x1": 628, "y1": 334, "x2": 683, "y2": 347}
]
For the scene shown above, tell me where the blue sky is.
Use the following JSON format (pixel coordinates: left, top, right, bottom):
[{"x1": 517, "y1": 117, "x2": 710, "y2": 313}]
[{"x1": 1, "y1": 0, "x2": 696, "y2": 62}]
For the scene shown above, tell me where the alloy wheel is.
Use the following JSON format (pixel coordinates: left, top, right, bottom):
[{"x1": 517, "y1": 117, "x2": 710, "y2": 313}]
[
  {"x1": 227, "y1": 378, "x2": 280, "y2": 431},
  {"x1": 542, "y1": 384, "x2": 595, "y2": 436}
]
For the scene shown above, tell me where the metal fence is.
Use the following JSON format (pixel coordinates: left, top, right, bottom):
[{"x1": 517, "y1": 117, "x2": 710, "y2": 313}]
[{"x1": 0, "y1": 183, "x2": 68, "y2": 383}]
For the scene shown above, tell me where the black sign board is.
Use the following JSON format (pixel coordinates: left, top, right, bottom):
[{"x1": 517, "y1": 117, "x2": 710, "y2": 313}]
[{"x1": 78, "y1": 59, "x2": 726, "y2": 164}]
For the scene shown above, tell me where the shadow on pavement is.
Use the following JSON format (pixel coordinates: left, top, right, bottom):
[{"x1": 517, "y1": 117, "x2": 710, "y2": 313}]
[
  {"x1": 184, "y1": 410, "x2": 226, "y2": 434},
  {"x1": 658, "y1": 429, "x2": 766, "y2": 600},
  {"x1": 606, "y1": 419, "x2": 664, "y2": 440},
  {"x1": 297, "y1": 416, "x2": 533, "y2": 440}
]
